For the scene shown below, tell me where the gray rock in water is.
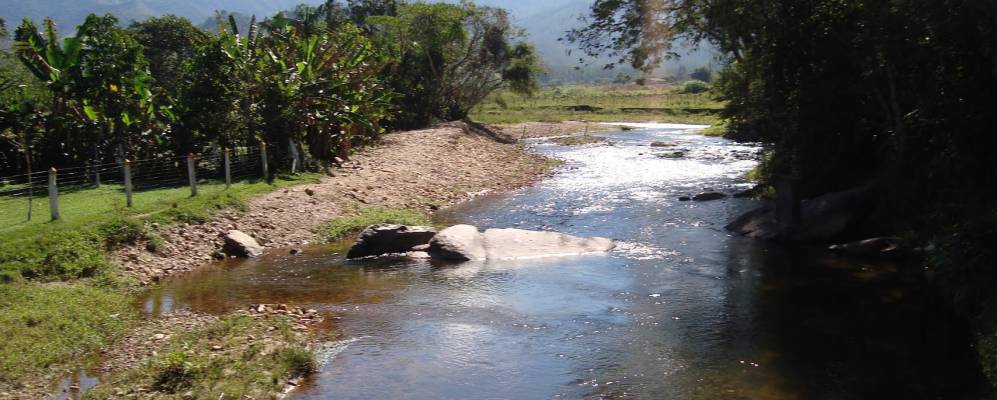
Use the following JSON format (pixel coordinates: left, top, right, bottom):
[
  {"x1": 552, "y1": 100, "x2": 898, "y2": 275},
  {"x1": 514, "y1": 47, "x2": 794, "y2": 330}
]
[
  {"x1": 223, "y1": 230, "x2": 264, "y2": 257},
  {"x1": 693, "y1": 192, "x2": 727, "y2": 201},
  {"x1": 828, "y1": 237, "x2": 901, "y2": 256},
  {"x1": 347, "y1": 224, "x2": 438, "y2": 259},
  {"x1": 726, "y1": 184, "x2": 876, "y2": 243},
  {"x1": 481, "y1": 228, "x2": 615, "y2": 259},
  {"x1": 428, "y1": 224, "x2": 487, "y2": 261}
]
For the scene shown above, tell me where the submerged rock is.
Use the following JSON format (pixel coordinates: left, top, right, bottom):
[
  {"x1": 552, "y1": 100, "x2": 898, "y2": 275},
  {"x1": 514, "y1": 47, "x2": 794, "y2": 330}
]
[
  {"x1": 428, "y1": 224, "x2": 487, "y2": 261},
  {"x1": 223, "y1": 230, "x2": 264, "y2": 257},
  {"x1": 693, "y1": 192, "x2": 727, "y2": 201},
  {"x1": 727, "y1": 185, "x2": 876, "y2": 243},
  {"x1": 347, "y1": 224, "x2": 438, "y2": 259},
  {"x1": 650, "y1": 141, "x2": 677, "y2": 147},
  {"x1": 828, "y1": 237, "x2": 901, "y2": 256},
  {"x1": 426, "y1": 224, "x2": 615, "y2": 261},
  {"x1": 481, "y1": 228, "x2": 615, "y2": 259}
]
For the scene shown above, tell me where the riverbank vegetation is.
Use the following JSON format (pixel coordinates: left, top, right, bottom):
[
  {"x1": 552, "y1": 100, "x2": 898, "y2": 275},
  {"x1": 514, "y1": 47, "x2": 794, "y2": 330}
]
[
  {"x1": 569, "y1": 0, "x2": 997, "y2": 389},
  {"x1": 470, "y1": 83, "x2": 722, "y2": 125},
  {"x1": 84, "y1": 314, "x2": 313, "y2": 399},
  {"x1": 0, "y1": 0, "x2": 541, "y2": 394}
]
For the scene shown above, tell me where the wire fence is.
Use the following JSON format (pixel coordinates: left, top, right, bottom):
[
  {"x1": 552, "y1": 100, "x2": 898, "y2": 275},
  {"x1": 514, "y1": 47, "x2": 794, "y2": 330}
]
[{"x1": 0, "y1": 144, "x2": 277, "y2": 225}]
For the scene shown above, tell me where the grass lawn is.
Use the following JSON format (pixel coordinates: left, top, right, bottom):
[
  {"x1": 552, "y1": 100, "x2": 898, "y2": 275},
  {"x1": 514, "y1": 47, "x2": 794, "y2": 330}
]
[
  {"x1": 0, "y1": 173, "x2": 321, "y2": 392},
  {"x1": 470, "y1": 83, "x2": 725, "y2": 125}
]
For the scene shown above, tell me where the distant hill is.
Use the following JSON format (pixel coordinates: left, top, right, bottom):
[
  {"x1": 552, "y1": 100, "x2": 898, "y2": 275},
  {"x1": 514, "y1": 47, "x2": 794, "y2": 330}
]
[
  {"x1": 0, "y1": 0, "x2": 319, "y2": 31},
  {"x1": 0, "y1": 0, "x2": 718, "y2": 84}
]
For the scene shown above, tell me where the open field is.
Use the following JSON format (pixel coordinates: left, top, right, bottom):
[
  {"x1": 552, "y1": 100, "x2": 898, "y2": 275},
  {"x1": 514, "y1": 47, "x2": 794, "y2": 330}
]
[{"x1": 470, "y1": 84, "x2": 724, "y2": 125}]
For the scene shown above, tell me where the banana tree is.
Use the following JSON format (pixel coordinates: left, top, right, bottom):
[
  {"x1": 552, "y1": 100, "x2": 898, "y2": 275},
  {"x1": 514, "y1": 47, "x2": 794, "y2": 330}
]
[{"x1": 259, "y1": 16, "x2": 392, "y2": 163}]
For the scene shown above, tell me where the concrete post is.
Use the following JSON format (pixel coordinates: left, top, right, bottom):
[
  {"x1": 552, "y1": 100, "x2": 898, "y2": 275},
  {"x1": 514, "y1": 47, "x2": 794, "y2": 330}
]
[
  {"x1": 224, "y1": 148, "x2": 232, "y2": 188},
  {"x1": 48, "y1": 167, "x2": 59, "y2": 220},
  {"x1": 260, "y1": 143, "x2": 269, "y2": 181},
  {"x1": 187, "y1": 153, "x2": 198, "y2": 197},
  {"x1": 289, "y1": 140, "x2": 300, "y2": 174},
  {"x1": 123, "y1": 159, "x2": 133, "y2": 207}
]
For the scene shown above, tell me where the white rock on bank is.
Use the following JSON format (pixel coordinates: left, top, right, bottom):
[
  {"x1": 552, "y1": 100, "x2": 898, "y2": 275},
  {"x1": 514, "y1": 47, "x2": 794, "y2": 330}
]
[{"x1": 223, "y1": 230, "x2": 264, "y2": 257}]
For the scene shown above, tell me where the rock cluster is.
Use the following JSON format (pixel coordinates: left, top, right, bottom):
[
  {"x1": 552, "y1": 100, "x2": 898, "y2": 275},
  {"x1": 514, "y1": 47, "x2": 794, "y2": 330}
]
[{"x1": 348, "y1": 223, "x2": 615, "y2": 261}]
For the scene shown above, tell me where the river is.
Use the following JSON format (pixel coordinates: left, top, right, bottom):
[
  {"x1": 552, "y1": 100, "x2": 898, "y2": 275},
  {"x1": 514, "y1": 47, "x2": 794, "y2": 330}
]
[{"x1": 139, "y1": 124, "x2": 985, "y2": 399}]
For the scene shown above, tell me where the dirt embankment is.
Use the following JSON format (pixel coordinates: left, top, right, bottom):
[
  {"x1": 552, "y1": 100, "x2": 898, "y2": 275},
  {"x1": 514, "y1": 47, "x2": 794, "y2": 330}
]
[{"x1": 114, "y1": 123, "x2": 559, "y2": 284}]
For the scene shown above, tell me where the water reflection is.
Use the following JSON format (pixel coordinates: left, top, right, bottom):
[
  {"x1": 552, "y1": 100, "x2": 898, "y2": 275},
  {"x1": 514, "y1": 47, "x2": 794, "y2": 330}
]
[{"x1": 146, "y1": 125, "x2": 985, "y2": 399}]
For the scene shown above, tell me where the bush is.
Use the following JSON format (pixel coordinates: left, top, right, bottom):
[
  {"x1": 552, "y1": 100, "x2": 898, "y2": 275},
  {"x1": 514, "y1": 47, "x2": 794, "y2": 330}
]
[
  {"x1": 278, "y1": 348, "x2": 316, "y2": 376},
  {"x1": 154, "y1": 351, "x2": 200, "y2": 393},
  {"x1": 145, "y1": 232, "x2": 164, "y2": 253},
  {"x1": 681, "y1": 80, "x2": 710, "y2": 94},
  {"x1": 97, "y1": 218, "x2": 146, "y2": 249}
]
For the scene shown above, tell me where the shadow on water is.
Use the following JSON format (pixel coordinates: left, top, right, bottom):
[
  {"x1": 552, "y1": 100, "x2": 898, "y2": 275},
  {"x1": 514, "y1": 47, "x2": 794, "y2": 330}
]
[{"x1": 136, "y1": 124, "x2": 986, "y2": 399}]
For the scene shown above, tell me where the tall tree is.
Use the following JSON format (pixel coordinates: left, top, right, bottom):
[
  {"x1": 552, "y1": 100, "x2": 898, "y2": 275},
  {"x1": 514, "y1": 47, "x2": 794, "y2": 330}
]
[{"x1": 368, "y1": 1, "x2": 541, "y2": 128}]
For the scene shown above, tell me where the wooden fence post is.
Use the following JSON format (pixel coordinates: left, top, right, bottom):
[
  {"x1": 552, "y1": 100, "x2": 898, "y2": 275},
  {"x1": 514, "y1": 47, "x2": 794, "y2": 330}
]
[
  {"x1": 224, "y1": 148, "x2": 232, "y2": 188},
  {"x1": 187, "y1": 153, "x2": 198, "y2": 197},
  {"x1": 260, "y1": 143, "x2": 269, "y2": 181},
  {"x1": 123, "y1": 159, "x2": 133, "y2": 207},
  {"x1": 48, "y1": 167, "x2": 59, "y2": 220}
]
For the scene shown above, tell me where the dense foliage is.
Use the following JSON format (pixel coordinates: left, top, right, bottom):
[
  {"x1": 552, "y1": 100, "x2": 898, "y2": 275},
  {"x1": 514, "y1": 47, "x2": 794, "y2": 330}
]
[
  {"x1": 569, "y1": 0, "x2": 997, "y2": 386},
  {"x1": 0, "y1": 0, "x2": 540, "y2": 175}
]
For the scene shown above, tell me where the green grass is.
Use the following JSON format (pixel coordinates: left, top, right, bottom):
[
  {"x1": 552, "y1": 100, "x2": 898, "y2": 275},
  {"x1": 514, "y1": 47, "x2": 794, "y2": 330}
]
[
  {"x1": 0, "y1": 284, "x2": 135, "y2": 385},
  {"x1": 0, "y1": 174, "x2": 321, "y2": 282},
  {"x1": 470, "y1": 83, "x2": 724, "y2": 125},
  {"x1": 84, "y1": 314, "x2": 314, "y2": 399},
  {"x1": 319, "y1": 207, "x2": 432, "y2": 242},
  {"x1": 549, "y1": 135, "x2": 607, "y2": 146},
  {"x1": 0, "y1": 173, "x2": 323, "y2": 392},
  {"x1": 700, "y1": 119, "x2": 730, "y2": 137}
]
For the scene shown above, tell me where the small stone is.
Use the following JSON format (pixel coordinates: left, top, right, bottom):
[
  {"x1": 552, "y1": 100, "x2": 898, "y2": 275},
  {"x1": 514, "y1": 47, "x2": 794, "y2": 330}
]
[
  {"x1": 211, "y1": 345, "x2": 223, "y2": 351},
  {"x1": 305, "y1": 188, "x2": 315, "y2": 196},
  {"x1": 678, "y1": 196, "x2": 691, "y2": 201},
  {"x1": 153, "y1": 333, "x2": 165, "y2": 340},
  {"x1": 289, "y1": 248, "x2": 303, "y2": 255}
]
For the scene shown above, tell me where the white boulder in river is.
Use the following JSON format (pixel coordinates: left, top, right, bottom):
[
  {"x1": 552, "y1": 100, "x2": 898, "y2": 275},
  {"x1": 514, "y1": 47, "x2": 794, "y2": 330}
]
[{"x1": 428, "y1": 224, "x2": 615, "y2": 261}]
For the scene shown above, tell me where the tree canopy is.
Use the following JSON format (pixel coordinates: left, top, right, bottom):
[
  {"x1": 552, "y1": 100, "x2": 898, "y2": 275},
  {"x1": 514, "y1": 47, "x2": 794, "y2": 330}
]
[{"x1": 0, "y1": 0, "x2": 541, "y2": 174}]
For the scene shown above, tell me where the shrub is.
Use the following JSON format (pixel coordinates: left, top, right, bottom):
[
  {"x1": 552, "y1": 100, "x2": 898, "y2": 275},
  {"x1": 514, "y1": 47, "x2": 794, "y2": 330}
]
[
  {"x1": 681, "y1": 80, "x2": 710, "y2": 94},
  {"x1": 97, "y1": 218, "x2": 146, "y2": 249},
  {"x1": 154, "y1": 351, "x2": 200, "y2": 393},
  {"x1": 278, "y1": 348, "x2": 316, "y2": 376},
  {"x1": 145, "y1": 232, "x2": 164, "y2": 253}
]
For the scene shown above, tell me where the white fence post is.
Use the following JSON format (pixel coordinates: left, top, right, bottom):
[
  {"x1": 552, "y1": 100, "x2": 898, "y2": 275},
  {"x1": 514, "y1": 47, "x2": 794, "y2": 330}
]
[
  {"x1": 48, "y1": 167, "x2": 59, "y2": 220},
  {"x1": 289, "y1": 140, "x2": 299, "y2": 174},
  {"x1": 187, "y1": 154, "x2": 198, "y2": 197},
  {"x1": 224, "y1": 148, "x2": 232, "y2": 188},
  {"x1": 123, "y1": 159, "x2": 133, "y2": 207},
  {"x1": 260, "y1": 143, "x2": 269, "y2": 181}
]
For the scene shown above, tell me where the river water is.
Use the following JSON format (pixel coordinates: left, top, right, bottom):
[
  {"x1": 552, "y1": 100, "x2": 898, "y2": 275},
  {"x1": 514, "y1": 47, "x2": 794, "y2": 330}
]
[{"x1": 140, "y1": 124, "x2": 985, "y2": 399}]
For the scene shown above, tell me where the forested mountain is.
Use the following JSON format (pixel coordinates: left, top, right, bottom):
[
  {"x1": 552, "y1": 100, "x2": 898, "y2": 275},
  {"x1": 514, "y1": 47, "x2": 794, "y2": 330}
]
[{"x1": 0, "y1": 0, "x2": 716, "y2": 83}]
